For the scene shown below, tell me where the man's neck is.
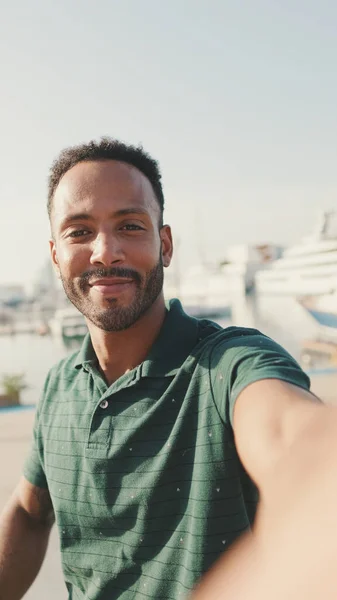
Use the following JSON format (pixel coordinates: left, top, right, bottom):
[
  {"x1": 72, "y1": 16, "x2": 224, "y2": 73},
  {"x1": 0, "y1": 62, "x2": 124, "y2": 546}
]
[{"x1": 86, "y1": 295, "x2": 167, "y2": 385}]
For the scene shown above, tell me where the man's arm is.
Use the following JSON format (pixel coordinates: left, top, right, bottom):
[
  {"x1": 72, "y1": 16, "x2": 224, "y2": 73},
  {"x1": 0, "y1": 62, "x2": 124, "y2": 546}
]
[
  {"x1": 0, "y1": 476, "x2": 54, "y2": 600},
  {"x1": 232, "y1": 379, "x2": 322, "y2": 484},
  {"x1": 190, "y1": 380, "x2": 337, "y2": 599}
]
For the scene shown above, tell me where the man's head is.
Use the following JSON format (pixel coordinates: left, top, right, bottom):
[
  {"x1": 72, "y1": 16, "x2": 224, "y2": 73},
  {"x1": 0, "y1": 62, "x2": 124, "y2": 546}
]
[
  {"x1": 48, "y1": 137, "x2": 173, "y2": 332},
  {"x1": 48, "y1": 137, "x2": 165, "y2": 226}
]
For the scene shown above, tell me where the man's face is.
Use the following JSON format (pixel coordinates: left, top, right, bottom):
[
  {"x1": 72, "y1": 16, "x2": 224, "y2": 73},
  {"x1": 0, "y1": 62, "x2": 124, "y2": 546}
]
[{"x1": 49, "y1": 160, "x2": 173, "y2": 331}]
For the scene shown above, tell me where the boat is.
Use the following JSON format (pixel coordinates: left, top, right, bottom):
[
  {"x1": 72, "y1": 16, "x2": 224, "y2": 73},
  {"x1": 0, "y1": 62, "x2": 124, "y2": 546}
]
[
  {"x1": 49, "y1": 306, "x2": 88, "y2": 340},
  {"x1": 300, "y1": 338, "x2": 337, "y2": 369},
  {"x1": 164, "y1": 263, "x2": 232, "y2": 319},
  {"x1": 298, "y1": 291, "x2": 337, "y2": 336},
  {"x1": 164, "y1": 244, "x2": 279, "y2": 320},
  {"x1": 255, "y1": 211, "x2": 337, "y2": 296},
  {"x1": 207, "y1": 244, "x2": 281, "y2": 299}
]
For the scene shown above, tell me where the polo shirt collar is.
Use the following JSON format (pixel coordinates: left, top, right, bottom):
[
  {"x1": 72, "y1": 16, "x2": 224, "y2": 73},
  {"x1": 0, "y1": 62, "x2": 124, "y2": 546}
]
[
  {"x1": 74, "y1": 333, "x2": 97, "y2": 369},
  {"x1": 141, "y1": 299, "x2": 199, "y2": 377},
  {"x1": 74, "y1": 299, "x2": 199, "y2": 376}
]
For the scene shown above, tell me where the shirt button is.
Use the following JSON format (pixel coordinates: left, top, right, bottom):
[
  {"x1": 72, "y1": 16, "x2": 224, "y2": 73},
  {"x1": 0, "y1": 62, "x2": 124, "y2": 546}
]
[{"x1": 99, "y1": 400, "x2": 108, "y2": 409}]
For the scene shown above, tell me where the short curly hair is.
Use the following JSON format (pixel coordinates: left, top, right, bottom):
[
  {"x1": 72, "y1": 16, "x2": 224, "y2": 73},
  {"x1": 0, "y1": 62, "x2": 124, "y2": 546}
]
[{"x1": 48, "y1": 137, "x2": 165, "y2": 224}]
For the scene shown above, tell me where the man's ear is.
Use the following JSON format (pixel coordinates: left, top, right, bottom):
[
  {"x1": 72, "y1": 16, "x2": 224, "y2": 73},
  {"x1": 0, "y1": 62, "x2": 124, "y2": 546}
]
[
  {"x1": 49, "y1": 239, "x2": 61, "y2": 279},
  {"x1": 160, "y1": 225, "x2": 173, "y2": 268}
]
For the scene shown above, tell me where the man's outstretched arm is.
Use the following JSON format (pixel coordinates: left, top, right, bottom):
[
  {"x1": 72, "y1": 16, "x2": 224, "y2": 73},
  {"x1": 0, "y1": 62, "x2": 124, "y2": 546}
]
[
  {"x1": 0, "y1": 476, "x2": 54, "y2": 600},
  {"x1": 190, "y1": 380, "x2": 337, "y2": 599}
]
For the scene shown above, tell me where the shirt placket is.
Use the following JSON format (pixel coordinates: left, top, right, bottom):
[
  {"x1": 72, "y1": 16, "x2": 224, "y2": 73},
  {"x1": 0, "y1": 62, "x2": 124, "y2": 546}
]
[{"x1": 85, "y1": 365, "x2": 141, "y2": 453}]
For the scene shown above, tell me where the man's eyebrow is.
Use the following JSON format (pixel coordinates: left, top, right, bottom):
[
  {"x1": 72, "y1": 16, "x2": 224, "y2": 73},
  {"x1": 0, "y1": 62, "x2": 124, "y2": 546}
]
[
  {"x1": 60, "y1": 208, "x2": 149, "y2": 228},
  {"x1": 61, "y1": 213, "x2": 92, "y2": 226},
  {"x1": 114, "y1": 208, "x2": 149, "y2": 217}
]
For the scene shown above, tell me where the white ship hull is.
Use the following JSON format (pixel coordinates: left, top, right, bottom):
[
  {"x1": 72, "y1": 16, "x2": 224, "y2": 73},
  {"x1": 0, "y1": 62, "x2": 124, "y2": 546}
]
[
  {"x1": 256, "y1": 270, "x2": 337, "y2": 296},
  {"x1": 298, "y1": 291, "x2": 337, "y2": 336},
  {"x1": 256, "y1": 212, "x2": 337, "y2": 297},
  {"x1": 165, "y1": 244, "x2": 279, "y2": 319}
]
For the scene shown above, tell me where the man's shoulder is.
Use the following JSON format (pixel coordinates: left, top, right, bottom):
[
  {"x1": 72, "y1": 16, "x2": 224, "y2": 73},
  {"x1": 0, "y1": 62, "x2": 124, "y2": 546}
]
[
  {"x1": 200, "y1": 321, "x2": 268, "y2": 351},
  {"x1": 197, "y1": 322, "x2": 289, "y2": 370}
]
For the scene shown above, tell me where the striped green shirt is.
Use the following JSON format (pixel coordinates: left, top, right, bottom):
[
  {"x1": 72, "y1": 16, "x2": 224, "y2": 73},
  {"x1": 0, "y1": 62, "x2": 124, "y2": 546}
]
[{"x1": 24, "y1": 299, "x2": 310, "y2": 599}]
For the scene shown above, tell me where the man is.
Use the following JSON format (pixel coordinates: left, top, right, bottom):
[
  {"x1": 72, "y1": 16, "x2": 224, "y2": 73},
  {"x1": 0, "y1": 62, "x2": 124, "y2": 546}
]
[{"x1": 0, "y1": 138, "x2": 336, "y2": 600}]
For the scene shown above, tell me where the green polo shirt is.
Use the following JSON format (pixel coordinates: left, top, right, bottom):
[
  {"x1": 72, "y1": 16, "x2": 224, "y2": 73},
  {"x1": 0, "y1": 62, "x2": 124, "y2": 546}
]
[{"x1": 24, "y1": 299, "x2": 310, "y2": 600}]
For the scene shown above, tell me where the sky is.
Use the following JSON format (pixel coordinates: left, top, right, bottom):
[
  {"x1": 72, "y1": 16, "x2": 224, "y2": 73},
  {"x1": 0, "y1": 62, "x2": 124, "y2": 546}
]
[{"x1": 0, "y1": 0, "x2": 336, "y2": 287}]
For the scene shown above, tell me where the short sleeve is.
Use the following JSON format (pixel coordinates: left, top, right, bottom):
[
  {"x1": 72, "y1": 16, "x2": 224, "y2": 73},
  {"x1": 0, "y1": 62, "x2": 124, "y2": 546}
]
[
  {"x1": 23, "y1": 374, "x2": 50, "y2": 489},
  {"x1": 209, "y1": 330, "x2": 311, "y2": 427}
]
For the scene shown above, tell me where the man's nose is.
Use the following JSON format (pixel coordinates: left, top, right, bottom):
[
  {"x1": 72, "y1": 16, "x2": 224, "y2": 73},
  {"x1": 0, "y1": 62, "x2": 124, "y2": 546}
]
[{"x1": 90, "y1": 233, "x2": 125, "y2": 266}]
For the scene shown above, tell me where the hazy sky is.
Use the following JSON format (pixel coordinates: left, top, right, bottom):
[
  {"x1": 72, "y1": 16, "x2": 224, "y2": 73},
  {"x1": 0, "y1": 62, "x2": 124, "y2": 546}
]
[{"x1": 1, "y1": 0, "x2": 336, "y2": 287}]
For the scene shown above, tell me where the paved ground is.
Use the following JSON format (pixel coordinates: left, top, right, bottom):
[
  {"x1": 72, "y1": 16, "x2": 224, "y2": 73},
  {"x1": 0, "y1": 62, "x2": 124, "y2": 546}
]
[
  {"x1": 0, "y1": 410, "x2": 66, "y2": 599},
  {"x1": 1, "y1": 372, "x2": 336, "y2": 599}
]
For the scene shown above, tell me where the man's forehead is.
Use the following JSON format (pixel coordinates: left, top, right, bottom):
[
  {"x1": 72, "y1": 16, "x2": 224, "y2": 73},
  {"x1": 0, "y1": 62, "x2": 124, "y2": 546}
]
[
  {"x1": 56, "y1": 160, "x2": 151, "y2": 196},
  {"x1": 53, "y1": 160, "x2": 159, "y2": 214},
  {"x1": 53, "y1": 160, "x2": 160, "y2": 230}
]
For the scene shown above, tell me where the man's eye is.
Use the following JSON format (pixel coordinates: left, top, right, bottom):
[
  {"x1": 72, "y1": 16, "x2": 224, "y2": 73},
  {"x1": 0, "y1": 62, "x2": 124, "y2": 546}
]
[
  {"x1": 68, "y1": 230, "x2": 91, "y2": 238},
  {"x1": 120, "y1": 224, "x2": 144, "y2": 231}
]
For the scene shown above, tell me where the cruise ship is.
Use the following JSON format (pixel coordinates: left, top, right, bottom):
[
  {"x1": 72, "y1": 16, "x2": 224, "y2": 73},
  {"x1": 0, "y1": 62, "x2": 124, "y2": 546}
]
[{"x1": 255, "y1": 211, "x2": 337, "y2": 296}]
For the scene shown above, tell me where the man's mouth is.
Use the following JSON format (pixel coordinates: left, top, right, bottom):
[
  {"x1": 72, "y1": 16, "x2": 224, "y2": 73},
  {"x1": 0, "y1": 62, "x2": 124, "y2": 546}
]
[{"x1": 89, "y1": 277, "x2": 135, "y2": 296}]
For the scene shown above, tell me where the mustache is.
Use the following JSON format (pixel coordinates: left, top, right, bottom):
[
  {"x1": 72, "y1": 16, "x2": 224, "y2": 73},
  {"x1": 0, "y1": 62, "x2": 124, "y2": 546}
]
[{"x1": 79, "y1": 267, "x2": 142, "y2": 285}]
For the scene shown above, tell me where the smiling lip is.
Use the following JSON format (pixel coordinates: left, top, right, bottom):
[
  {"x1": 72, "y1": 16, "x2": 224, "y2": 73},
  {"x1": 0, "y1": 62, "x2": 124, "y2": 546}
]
[{"x1": 89, "y1": 278, "x2": 135, "y2": 295}]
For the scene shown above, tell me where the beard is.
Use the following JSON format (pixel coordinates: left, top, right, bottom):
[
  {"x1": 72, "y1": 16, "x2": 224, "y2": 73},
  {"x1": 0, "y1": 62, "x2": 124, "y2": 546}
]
[{"x1": 59, "y1": 255, "x2": 164, "y2": 332}]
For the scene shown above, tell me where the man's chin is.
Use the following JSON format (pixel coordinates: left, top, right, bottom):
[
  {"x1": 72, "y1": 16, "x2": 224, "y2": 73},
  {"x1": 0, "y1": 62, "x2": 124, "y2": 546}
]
[
  {"x1": 86, "y1": 311, "x2": 140, "y2": 333},
  {"x1": 79, "y1": 300, "x2": 141, "y2": 330}
]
